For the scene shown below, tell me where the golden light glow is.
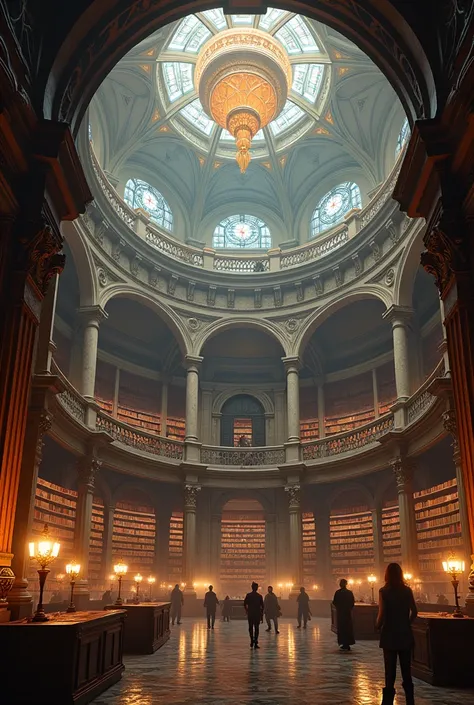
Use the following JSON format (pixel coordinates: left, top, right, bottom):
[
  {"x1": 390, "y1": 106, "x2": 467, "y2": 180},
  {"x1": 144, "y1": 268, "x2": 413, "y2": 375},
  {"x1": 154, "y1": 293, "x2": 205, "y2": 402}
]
[
  {"x1": 29, "y1": 524, "x2": 60, "y2": 568},
  {"x1": 195, "y1": 28, "x2": 291, "y2": 173},
  {"x1": 66, "y1": 561, "x2": 81, "y2": 579},
  {"x1": 442, "y1": 557, "x2": 465, "y2": 575},
  {"x1": 114, "y1": 560, "x2": 128, "y2": 576},
  {"x1": 134, "y1": 573, "x2": 143, "y2": 583},
  {"x1": 367, "y1": 574, "x2": 377, "y2": 584},
  {"x1": 148, "y1": 576, "x2": 156, "y2": 585}
]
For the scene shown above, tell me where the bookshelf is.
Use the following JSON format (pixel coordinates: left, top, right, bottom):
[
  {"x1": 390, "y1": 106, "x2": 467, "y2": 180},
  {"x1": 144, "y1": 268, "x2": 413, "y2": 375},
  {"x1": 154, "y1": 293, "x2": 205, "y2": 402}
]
[
  {"x1": 330, "y1": 507, "x2": 374, "y2": 578},
  {"x1": 89, "y1": 497, "x2": 105, "y2": 584},
  {"x1": 169, "y1": 512, "x2": 184, "y2": 582},
  {"x1": 97, "y1": 398, "x2": 113, "y2": 415},
  {"x1": 220, "y1": 513, "x2": 266, "y2": 587},
  {"x1": 233, "y1": 417, "x2": 253, "y2": 445},
  {"x1": 302, "y1": 512, "x2": 317, "y2": 583},
  {"x1": 382, "y1": 501, "x2": 401, "y2": 563},
  {"x1": 325, "y1": 409, "x2": 374, "y2": 436},
  {"x1": 117, "y1": 403, "x2": 161, "y2": 434},
  {"x1": 112, "y1": 500, "x2": 156, "y2": 576},
  {"x1": 300, "y1": 419, "x2": 319, "y2": 440},
  {"x1": 414, "y1": 479, "x2": 462, "y2": 582},
  {"x1": 167, "y1": 416, "x2": 185, "y2": 441}
]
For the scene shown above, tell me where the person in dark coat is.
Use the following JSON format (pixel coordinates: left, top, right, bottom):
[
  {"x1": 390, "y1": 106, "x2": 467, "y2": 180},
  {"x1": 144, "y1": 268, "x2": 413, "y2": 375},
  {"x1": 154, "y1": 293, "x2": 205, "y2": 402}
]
[
  {"x1": 222, "y1": 595, "x2": 232, "y2": 622},
  {"x1": 170, "y1": 583, "x2": 184, "y2": 625},
  {"x1": 204, "y1": 584, "x2": 219, "y2": 629},
  {"x1": 264, "y1": 585, "x2": 280, "y2": 633},
  {"x1": 376, "y1": 563, "x2": 418, "y2": 705},
  {"x1": 333, "y1": 578, "x2": 355, "y2": 650},
  {"x1": 296, "y1": 586, "x2": 311, "y2": 628},
  {"x1": 244, "y1": 581, "x2": 264, "y2": 648}
]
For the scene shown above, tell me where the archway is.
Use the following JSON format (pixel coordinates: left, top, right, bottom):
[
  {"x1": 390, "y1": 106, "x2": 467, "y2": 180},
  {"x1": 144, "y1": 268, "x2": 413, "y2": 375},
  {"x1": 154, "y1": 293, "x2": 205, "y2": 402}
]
[
  {"x1": 220, "y1": 498, "x2": 266, "y2": 596},
  {"x1": 220, "y1": 394, "x2": 266, "y2": 447}
]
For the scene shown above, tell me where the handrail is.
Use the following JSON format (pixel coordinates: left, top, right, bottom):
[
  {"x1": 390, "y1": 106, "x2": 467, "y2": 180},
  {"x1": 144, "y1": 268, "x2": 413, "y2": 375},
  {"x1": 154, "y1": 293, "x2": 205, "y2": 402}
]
[
  {"x1": 52, "y1": 361, "x2": 87, "y2": 425},
  {"x1": 406, "y1": 359, "x2": 445, "y2": 425},
  {"x1": 301, "y1": 414, "x2": 394, "y2": 460},
  {"x1": 96, "y1": 411, "x2": 184, "y2": 460},
  {"x1": 200, "y1": 445, "x2": 285, "y2": 466}
]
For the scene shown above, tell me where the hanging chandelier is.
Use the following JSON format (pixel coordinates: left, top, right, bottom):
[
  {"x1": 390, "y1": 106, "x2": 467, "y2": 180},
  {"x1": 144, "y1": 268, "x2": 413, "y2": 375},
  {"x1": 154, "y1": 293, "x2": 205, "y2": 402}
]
[{"x1": 195, "y1": 28, "x2": 291, "y2": 173}]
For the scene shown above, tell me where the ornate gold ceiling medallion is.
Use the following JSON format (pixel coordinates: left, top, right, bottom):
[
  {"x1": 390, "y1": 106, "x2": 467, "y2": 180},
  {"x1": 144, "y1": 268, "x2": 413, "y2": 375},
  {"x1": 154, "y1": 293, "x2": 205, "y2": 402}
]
[{"x1": 195, "y1": 28, "x2": 291, "y2": 173}]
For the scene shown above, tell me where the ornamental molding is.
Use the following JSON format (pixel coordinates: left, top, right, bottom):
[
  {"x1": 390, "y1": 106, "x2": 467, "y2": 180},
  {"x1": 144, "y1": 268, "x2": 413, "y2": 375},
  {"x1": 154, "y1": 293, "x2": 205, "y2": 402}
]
[
  {"x1": 285, "y1": 484, "x2": 301, "y2": 509},
  {"x1": 92, "y1": 254, "x2": 123, "y2": 288},
  {"x1": 390, "y1": 456, "x2": 415, "y2": 493},
  {"x1": 184, "y1": 484, "x2": 201, "y2": 509}
]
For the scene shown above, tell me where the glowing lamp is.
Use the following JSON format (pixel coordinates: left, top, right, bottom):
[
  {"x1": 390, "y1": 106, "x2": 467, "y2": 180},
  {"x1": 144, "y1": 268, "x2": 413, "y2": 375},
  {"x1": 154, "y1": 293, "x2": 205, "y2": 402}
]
[
  {"x1": 443, "y1": 555, "x2": 465, "y2": 618},
  {"x1": 367, "y1": 574, "x2": 377, "y2": 604},
  {"x1": 29, "y1": 524, "x2": 60, "y2": 622},
  {"x1": 113, "y1": 559, "x2": 128, "y2": 606},
  {"x1": 65, "y1": 560, "x2": 81, "y2": 613}
]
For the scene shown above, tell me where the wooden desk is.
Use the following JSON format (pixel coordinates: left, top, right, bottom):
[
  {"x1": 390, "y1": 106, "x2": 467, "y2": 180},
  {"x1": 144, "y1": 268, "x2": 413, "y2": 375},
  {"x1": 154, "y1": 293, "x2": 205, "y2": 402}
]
[
  {"x1": 105, "y1": 602, "x2": 170, "y2": 654},
  {"x1": 331, "y1": 602, "x2": 378, "y2": 640},
  {"x1": 412, "y1": 612, "x2": 474, "y2": 687},
  {"x1": 0, "y1": 610, "x2": 125, "y2": 705}
]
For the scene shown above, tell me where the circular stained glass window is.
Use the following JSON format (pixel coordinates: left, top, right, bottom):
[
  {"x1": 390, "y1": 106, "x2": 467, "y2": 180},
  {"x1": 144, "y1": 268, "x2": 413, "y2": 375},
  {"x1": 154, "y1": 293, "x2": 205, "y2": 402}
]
[
  {"x1": 310, "y1": 182, "x2": 361, "y2": 237},
  {"x1": 123, "y1": 178, "x2": 174, "y2": 231},
  {"x1": 212, "y1": 215, "x2": 271, "y2": 249}
]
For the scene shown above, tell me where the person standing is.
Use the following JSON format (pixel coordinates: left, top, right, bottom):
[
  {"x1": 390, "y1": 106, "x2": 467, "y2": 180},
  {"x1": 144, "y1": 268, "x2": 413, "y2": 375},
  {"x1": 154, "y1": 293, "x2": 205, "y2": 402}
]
[
  {"x1": 333, "y1": 578, "x2": 355, "y2": 651},
  {"x1": 170, "y1": 583, "x2": 184, "y2": 626},
  {"x1": 376, "y1": 563, "x2": 418, "y2": 705},
  {"x1": 264, "y1": 585, "x2": 280, "y2": 633},
  {"x1": 296, "y1": 586, "x2": 311, "y2": 628},
  {"x1": 244, "y1": 581, "x2": 264, "y2": 648},
  {"x1": 204, "y1": 584, "x2": 219, "y2": 629},
  {"x1": 222, "y1": 595, "x2": 232, "y2": 622}
]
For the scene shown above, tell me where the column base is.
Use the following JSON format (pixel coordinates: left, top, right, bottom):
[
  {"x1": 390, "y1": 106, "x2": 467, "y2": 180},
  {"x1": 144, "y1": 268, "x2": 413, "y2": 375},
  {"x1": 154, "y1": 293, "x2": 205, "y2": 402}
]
[
  {"x1": 284, "y1": 441, "x2": 300, "y2": 463},
  {"x1": 7, "y1": 577, "x2": 34, "y2": 621},
  {"x1": 184, "y1": 440, "x2": 202, "y2": 463}
]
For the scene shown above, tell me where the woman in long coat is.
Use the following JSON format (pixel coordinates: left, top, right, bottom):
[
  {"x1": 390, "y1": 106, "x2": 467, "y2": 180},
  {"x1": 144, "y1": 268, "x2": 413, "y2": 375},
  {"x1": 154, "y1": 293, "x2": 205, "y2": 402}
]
[{"x1": 333, "y1": 578, "x2": 355, "y2": 651}]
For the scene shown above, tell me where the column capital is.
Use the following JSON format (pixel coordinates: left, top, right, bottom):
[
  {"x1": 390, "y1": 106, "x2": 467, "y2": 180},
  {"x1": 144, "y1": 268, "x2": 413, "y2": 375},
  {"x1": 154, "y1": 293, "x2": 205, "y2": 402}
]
[
  {"x1": 282, "y1": 356, "x2": 301, "y2": 372},
  {"x1": 285, "y1": 484, "x2": 301, "y2": 509},
  {"x1": 390, "y1": 456, "x2": 415, "y2": 493},
  {"x1": 77, "y1": 455, "x2": 102, "y2": 492},
  {"x1": 184, "y1": 484, "x2": 201, "y2": 509},
  {"x1": 185, "y1": 355, "x2": 203, "y2": 371},
  {"x1": 77, "y1": 305, "x2": 108, "y2": 326},
  {"x1": 382, "y1": 305, "x2": 414, "y2": 326}
]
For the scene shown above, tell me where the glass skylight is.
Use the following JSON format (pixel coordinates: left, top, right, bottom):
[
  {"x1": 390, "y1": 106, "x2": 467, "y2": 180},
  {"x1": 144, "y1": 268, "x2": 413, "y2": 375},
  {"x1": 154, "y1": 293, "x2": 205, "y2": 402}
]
[
  {"x1": 269, "y1": 100, "x2": 306, "y2": 135},
  {"x1": 275, "y1": 15, "x2": 319, "y2": 54},
  {"x1": 168, "y1": 16, "x2": 211, "y2": 53},
  {"x1": 258, "y1": 8, "x2": 288, "y2": 31},
  {"x1": 201, "y1": 9, "x2": 227, "y2": 30},
  {"x1": 220, "y1": 128, "x2": 265, "y2": 142},
  {"x1": 162, "y1": 63, "x2": 194, "y2": 102},
  {"x1": 292, "y1": 64, "x2": 324, "y2": 102},
  {"x1": 231, "y1": 15, "x2": 254, "y2": 25},
  {"x1": 396, "y1": 117, "x2": 410, "y2": 155},
  {"x1": 180, "y1": 99, "x2": 214, "y2": 135}
]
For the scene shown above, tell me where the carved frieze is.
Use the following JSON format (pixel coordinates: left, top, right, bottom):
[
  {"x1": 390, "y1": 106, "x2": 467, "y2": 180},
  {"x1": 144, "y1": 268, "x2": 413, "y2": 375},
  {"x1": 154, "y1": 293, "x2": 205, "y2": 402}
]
[
  {"x1": 112, "y1": 237, "x2": 126, "y2": 263},
  {"x1": 208, "y1": 285, "x2": 217, "y2": 306},
  {"x1": 333, "y1": 265, "x2": 343, "y2": 287},
  {"x1": 352, "y1": 253, "x2": 363, "y2": 276},
  {"x1": 168, "y1": 274, "x2": 179, "y2": 295},
  {"x1": 187, "y1": 281, "x2": 196, "y2": 302},
  {"x1": 273, "y1": 285, "x2": 282, "y2": 307},
  {"x1": 254, "y1": 288, "x2": 262, "y2": 309},
  {"x1": 149, "y1": 265, "x2": 161, "y2": 288},
  {"x1": 130, "y1": 253, "x2": 142, "y2": 276},
  {"x1": 312, "y1": 275, "x2": 323, "y2": 296},
  {"x1": 370, "y1": 240, "x2": 382, "y2": 263},
  {"x1": 295, "y1": 281, "x2": 304, "y2": 302},
  {"x1": 227, "y1": 288, "x2": 235, "y2": 308}
]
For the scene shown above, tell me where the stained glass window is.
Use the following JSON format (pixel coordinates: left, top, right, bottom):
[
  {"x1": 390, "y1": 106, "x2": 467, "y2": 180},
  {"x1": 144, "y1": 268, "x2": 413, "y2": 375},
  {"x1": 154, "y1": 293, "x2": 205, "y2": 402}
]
[
  {"x1": 292, "y1": 64, "x2": 324, "y2": 102},
  {"x1": 163, "y1": 63, "x2": 194, "y2": 102},
  {"x1": 231, "y1": 14, "x2": 253, "y2": 24},
  {"x1": 396, "y1": 117, "x2": 410, "y2": 155},
  {"x1": 270, "y1": 100, "x2": 305, "y2": 135},
  {"x1": 124, "y1": 178, "x2": 173, "y2": 230},
  {"x1": 168, "y1": 16, "x2": 211, "y2": 53},
  {"x1": 212, "y1": 215, "x2": 271, "y2": 249},
  {"x1": 180, "y1": 99, "x2": 215, "y2": 135},
  {"x1": 275, "y1": 16, "x2": 319, "y2": 54},
  {"x1": 311, "y1": 182, "x2": 361, "y2": 236},
  {"x1": 201, "y1": 9, "x2": 227, "y2": 29},
  {"x1": 258, "y1": 8, "x2": 288, "y2": 31}
]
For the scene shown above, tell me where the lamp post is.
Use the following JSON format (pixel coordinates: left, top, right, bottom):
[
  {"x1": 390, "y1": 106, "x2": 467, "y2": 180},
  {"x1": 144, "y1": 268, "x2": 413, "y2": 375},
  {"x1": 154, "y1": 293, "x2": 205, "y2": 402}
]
[
  {"x1": 29, "y1": 524, "x2": 61, "y2": 622},
  {"x1": 368, "y1": 574, "x2": 377, "y2": 604},
  {"x1": 65, "y1": 561, "x2": 81, "y2": 613},
  {"x1": 148, "y1": 576, "x2": 156, "y2": 600},
  {"x1": 109, "y1": 574, "x2": 116, "y2": 592},
  {"x1": 113, "y1": 560, "x2": 128, "y2": 606},
  {"x1": 442, "y1": 556, "x2": 465, "y2": 618},
  {"x1": 134, "y1": 573, "x2": 143, "y2": 604}
]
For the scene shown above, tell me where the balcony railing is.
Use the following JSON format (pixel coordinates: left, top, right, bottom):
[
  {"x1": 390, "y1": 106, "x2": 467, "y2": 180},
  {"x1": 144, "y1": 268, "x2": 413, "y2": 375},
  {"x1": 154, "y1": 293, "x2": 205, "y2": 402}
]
[
  {"x1": 96, "y1": 412, "x2": 184, "y2": 460},
  {"x1": 302, "y1": 414, "x2": 394, "y2": 460},
  {"x1": 406, "y1": 360, "x2": 445, "y2": 425},
  {"x1": 200, "y1": 445, "x2": 286, "y2": 466},
  {"x1": 52, "y1": 362, "x2": 87, "y2": 425}
]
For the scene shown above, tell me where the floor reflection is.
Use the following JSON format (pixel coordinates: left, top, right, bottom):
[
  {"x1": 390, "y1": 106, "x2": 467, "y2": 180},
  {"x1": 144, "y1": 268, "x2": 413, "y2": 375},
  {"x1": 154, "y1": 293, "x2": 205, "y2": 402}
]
[{"x1": 91, "y1": 618, "x2": 474, "y2": 705}]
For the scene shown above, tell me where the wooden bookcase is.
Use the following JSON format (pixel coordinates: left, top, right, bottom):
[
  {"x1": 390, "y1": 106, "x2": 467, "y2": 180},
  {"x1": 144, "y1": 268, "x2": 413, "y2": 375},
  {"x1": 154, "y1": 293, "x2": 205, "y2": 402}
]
[
  {"x1": 325, "y1": 409, "x2": 375, "y2": 436},
  {"x1": 117, "y1": 403, "x2": 161, "y2": 434},
  {"x1": 300, "y1": 419, "x2": 319, "y2": 440},
  {"x1": 302, "y1": 512, "x2": 317, "y2": 583},
  {"x1": 330, "y1": 507, "x2": 374, "y2": 578},
  {"x1": 168, "y1": 512, "x2": 184, "y2": 582},
  {"x1": 382, "y1": 501, "x2": 402, "y2": 563},
  {"x1": 112, "y1": 501, "x2": 156, "y2": 577},
  {"x1": 233, "y1": 418, "x2": 252, "y2": 446},
  {"x1": 89, "y1": 497, "x2": 105, "y2": 584},
  {"x1": 220, "y1": 515, "x2": 266, "y2": 587},
  {"x1": 414, "y1": 479, "x2": 462, "y2": 583}
]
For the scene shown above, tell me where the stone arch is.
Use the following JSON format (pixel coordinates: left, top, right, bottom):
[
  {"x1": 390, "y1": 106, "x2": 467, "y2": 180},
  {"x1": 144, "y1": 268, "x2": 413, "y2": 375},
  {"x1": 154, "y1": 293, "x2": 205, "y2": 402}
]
[
  {"x1": 212, "y1": 390, "x2": 274, "y2": 416},
  {"x1": 196, "y1": 318, "x2": 288, "y2": 357},
  {"x1": 46, "y1": 1, "x2": 436, "y2": 139},
  {"x1": 295, "y1": 286, "x2": 393, "y2": 358},
  {"x1": 211, "y1": 489, "x2": 274, "y2": 517},
  {"x1": 60, "y1": 221, "x2": 97, "y2": 307},
  {"x1": 327, "y1": 482, "x2": 376, "y2": 511},
  {"x1": 394, "y1": 223, "x2": 429, "y2": 307},
  {"x1": 99, "y1": 284, "x2": 192, "y2": 356}
]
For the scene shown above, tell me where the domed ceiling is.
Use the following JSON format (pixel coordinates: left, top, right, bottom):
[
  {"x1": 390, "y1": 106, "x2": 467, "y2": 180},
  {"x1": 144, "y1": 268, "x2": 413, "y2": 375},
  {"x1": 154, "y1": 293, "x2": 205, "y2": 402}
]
[{"x1": 89, "y1": 8, "x2": 407, "y2": 246}]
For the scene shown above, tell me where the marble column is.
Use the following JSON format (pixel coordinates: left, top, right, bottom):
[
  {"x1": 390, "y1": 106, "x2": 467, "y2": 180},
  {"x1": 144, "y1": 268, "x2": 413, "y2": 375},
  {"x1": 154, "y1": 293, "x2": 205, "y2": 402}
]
[
  {"x1": 74, "y1": 454, "x2": 102, "y2": 582},
  {"x1": 314, "y1": 502, "x2": 331, "y2": 596},
  {"x1": 265, "y1": 513, "x2": 277, "y2": 587},
  {"x1": 285, "y1": 485, "x2": 303, "y2": 589},
  {"x1": 372, "y1": 503, "x2": 385, "y2": 578},
  {"x1": 391, "y1": 457, "x2": 418, "y2": 574},
  {"x1": 210, "y1": 513, "x2": 222, "y2": 587},
  {"x1": 79, "y1": 305, "x2": 107, "y2": 399},
  {"x1": 383, "y1": 305, "x2": 413, "y2": 401},
  {"x1": 158, "y1": 510, "x2": 172, "y2": 585},
  {"x1": 184, "y1": 356, "x2": 203, "y2": 462},
  {"x1": 283, "y1": 357, "x2": 301, "y2": 462},
  {"x1": 183, "y1": 484, "x2": 201, "y2": 590},
  {"x1": 102, "y1": 504, "x2": 115, "y2": 581},
  {"x1": 161, "y1": 378, "x2": 169, "y2": 437}
]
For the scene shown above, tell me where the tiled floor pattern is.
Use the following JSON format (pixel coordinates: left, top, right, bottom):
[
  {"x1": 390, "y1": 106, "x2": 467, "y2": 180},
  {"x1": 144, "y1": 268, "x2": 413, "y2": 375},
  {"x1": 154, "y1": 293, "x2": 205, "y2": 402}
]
[{"x1": 92, "y1": 618, "x2": 474, "y2": 705}]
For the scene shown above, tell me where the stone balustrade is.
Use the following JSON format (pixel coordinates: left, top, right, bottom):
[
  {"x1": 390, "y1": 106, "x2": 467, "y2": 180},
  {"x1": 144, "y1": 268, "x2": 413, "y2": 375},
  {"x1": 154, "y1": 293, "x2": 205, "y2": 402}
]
[
  {"x1": 302, "y1": 414, "x2": 395, "y2": 460},
  {"x1": 405, "y1": 360, "x2": 444, "y2": 425},
  {"x1": 96, "y1": 412, "x2": 184, "y2": 459},
  {"x1": 200, "y1": 445, "x2": 286, "y2": 466},
  {"x1": 53, "y1": 363, "x2": 87, "y2": 425}
]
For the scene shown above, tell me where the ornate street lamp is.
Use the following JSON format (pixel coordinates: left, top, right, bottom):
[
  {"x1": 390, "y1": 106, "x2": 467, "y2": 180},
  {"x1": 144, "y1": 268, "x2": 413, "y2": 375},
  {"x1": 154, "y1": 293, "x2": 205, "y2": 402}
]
[
  {"x1": 65, "y1": 560, "x2": 81, "y2": 613},
  {"x1": 113, "y1": 560, "x2": 128, "y2": 606},
  {"x1": 134, "y1": 573, "x2": 143, "y2": 604},
  {"x1": 442, "y1": 556, "x2": 465, "y2": 618},
  {"x1": 148, "y1": 576, "x2": 156, "y2": 600},
  {"x1": 29, "y1": 524, "x2": 60, "y2": 622},
  {"x1": 368, "y1": 574, "x2": 377, "y2": 604}
]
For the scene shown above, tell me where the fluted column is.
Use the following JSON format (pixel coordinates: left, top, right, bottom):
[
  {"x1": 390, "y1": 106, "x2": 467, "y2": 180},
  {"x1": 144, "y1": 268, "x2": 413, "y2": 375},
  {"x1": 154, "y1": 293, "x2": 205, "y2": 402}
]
[
  {"x1": 265, "y1": 513, "x2": 277, "y2": 586},
  {"x1": 391, "y1": 457, "x2": 418, "y2": 574},
  {"x1": 383, "y1": 306, "x2": 413, "y2": 401},
  {"x1": 184, "y1": 355, "x2": 203, "y2": 462},
  {"x1": 74, "y1": 454, "x2": 102, "y2": 581},
  {"x1": 372, "y1": 503, "x2": 385, "y2": 578},
  {"x1": 79, "y1": 305, "x2": 108, "y2": 399},
  {"x1": 286, "y1": 485, "x2": 303, "y2": 589},
  {"x1": 183, "y1": 484, "x2": 201, "y2": 590}
]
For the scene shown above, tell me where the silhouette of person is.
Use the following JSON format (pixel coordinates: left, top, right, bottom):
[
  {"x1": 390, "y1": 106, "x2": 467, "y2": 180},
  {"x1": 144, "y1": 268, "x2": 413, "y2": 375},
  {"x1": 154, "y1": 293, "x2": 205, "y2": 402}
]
[
  {"x1": 204, "y1": 584, "x2": 219, "y2": 629},
  {"x1": 170, "y1": 583, "x2": 184, "y2": 625},
  {"x1": 264, "y1": 585, "x2": 280, "y2": 633},
  {"x1": 244, "y1": 581, "x2": 264, "y2": 648},
  {"x1": 296, "y1": 586, "x2": 311, "y2": 628},
  {"x1": 222, "y1": 595, "x2": 232, "y2": 622},
  {"x1": 101, "y1": 589, "x2": 112, "y2": 606},
  {"x1": 376, "y1": 563, "x2": 418, "y2": 705},
  {"x1": 333, "y1": 578, "x2": 355, "y2": 651}
]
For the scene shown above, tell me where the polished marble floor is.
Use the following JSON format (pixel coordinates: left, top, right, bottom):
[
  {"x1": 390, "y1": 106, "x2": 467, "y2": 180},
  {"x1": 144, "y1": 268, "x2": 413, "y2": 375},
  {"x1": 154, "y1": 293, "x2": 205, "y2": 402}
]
[{"x1": 92, "y1": 618, "x2": 474, "y2": 705}]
